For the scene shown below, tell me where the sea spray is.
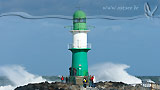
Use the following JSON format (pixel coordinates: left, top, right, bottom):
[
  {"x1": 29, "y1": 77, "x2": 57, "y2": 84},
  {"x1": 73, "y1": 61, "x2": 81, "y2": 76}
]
[
  {"x1": 89, "y1": 62, "x2": 142, "y2": 84},
  {"x1": 0, "y1": 65, "x2": 46, "y2": 90},
  {"x1": 0, "y1": 85, "x2": 15, "y2": 90}
]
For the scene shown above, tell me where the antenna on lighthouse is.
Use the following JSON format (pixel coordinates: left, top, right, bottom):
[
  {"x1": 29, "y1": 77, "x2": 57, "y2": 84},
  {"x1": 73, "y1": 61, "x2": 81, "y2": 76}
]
[{"x1": 76, "y1": 6, "x2": 81, "y2": 10}]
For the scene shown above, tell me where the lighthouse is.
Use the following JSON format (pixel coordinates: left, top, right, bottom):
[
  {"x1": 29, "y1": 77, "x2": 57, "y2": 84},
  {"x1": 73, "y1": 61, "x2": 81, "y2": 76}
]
[{"x1": 68, "y1": 10, "x2": 91, "y2": 83}]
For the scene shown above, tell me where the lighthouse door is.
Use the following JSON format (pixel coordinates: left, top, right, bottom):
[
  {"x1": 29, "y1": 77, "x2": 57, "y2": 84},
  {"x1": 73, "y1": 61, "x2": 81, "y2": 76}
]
[{"x1": 78, "y1": 65, "x2": 82, "y2": 76}]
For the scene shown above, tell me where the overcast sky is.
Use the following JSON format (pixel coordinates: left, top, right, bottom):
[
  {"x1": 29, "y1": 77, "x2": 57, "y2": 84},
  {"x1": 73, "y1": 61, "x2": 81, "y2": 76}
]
[
  {"x1": 0, "y1": 0, "x2": 160, "y2": 76},
  {"x1": 0, "y1": 0, "x2": 160, "y2": 17}
]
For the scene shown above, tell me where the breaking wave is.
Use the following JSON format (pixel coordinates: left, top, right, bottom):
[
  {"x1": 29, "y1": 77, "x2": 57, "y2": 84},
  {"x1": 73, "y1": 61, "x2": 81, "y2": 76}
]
[
  {"x1": 89, "y1": 62, "x2": 142, "y2": 84},
  {"x1": 0, "y1": 65, "x2": 46, "y2": 90}
]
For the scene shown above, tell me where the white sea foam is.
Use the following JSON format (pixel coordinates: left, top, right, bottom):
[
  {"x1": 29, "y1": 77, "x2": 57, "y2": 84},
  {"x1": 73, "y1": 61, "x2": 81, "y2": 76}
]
[
  {"x1": 145, "y1": 79, "x2": 155, "y2": 83},
  {"x1": 89, "y1": 62, "x2": 142, "y2": 84},
  {"x1": 0, "y1": 65, "x2": 46, "y2": 90},
  {"x1": 0, "y1": 63, "x2": 142, "y2": 89},
  {"x1": 0, "y1": 85, "x2": 15, "y2": 90}
]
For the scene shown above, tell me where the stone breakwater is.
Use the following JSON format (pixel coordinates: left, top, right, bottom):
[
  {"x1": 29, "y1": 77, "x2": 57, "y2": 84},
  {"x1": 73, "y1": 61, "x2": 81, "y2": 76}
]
[{"x1": 15, "y1": 81, "x2": 150, "y2": 90}]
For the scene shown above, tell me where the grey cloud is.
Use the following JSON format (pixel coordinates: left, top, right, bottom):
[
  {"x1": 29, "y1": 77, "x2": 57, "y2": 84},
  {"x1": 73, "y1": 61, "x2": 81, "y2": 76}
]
[{"x1": 0, "y1": 0, "x2": 159, "y2": 18}]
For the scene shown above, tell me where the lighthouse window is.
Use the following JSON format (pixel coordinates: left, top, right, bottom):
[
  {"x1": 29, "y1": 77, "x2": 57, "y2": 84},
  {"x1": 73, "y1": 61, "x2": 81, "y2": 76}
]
[
  {"x1": 83, "y1": 18, "x2": 86, "y2": 23},
  {"x1": 80, "y1": 18, "x2": 86, "y2": 23},
  {"x1": 74, "y1": 19, "x2": 79, "y2": 23},
  {"x1": 80, "y1": 19, "x2": 83, "y2": 22},
  {"x1": 74, "y1": 18, "x2": 86, "y2": 23}
]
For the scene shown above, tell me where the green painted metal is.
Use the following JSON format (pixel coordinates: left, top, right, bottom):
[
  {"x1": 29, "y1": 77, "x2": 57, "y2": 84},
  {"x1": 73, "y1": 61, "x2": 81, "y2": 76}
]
[
  {"x1": 70, "y1": 49, "x2": 90, "y2": 76},
  {"x1": 73, "y1": 10, "x2": 86, "y2": 18},
  {"x1": 73, "y1": 10, "x2": 87, "y2": 30},
  {"x1": 69, "y1": 10, "x2": 90, "y2": 77}
]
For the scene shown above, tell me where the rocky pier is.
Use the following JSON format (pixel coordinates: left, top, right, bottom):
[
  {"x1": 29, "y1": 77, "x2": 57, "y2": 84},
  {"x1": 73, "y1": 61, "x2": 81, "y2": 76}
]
[{"x1": 14, "y1": 81, "x2": 152, "y2": 90}]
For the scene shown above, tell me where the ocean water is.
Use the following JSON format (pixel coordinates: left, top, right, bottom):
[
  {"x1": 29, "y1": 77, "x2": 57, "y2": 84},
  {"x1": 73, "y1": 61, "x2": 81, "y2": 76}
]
[
  {"x1": 0, "y1": 65, "x2": 50, "y2": 90},
  {"x1": 89, "y1": 63, "x2": 142, "y2": 84},
  {"x1": 0, "y1": 76, "x2": 60, "y2": 86},
  {"x1": 0, "y1": 64, "x2": 160, "y2": 90}
]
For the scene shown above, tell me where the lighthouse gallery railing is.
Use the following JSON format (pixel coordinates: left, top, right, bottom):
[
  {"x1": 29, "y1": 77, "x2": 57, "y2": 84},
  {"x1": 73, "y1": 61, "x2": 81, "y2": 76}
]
[{"x1": 68, "y1": 43, "x2": 91, "y2": 49}]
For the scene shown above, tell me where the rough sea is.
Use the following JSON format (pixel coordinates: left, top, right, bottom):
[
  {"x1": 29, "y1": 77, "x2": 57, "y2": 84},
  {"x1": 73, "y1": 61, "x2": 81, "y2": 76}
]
[{"x1": 0, "y1": 64, "x2": 160, "y2": 90}]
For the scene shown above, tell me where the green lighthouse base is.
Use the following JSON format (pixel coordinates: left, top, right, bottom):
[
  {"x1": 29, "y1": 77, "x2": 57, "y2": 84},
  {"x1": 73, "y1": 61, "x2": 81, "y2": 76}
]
[
  {"x1": 68, "y1": 48, "x2": 90, "y2": 85},
  {"x1": 69, "y1": 48, "x2": 90, "y2": 76}
]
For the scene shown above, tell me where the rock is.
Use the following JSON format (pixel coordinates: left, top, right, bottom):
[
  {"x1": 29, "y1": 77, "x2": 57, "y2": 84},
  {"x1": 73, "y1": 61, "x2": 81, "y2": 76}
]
[
  {"x1": 15, "y1": 81, "x2": 80, "y2": 90},
  {"x1": 15, "y1": 81, "x2": 148, "y2": 90},
  {"x1": 95, "y1": 81, "x2": 144, "y2": 90}
]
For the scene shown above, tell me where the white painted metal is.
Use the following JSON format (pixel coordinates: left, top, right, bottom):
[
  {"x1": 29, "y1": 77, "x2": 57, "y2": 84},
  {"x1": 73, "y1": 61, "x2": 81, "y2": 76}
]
[{"x1": 70, "y1": 30, "x2": 90, "y2": 48}]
